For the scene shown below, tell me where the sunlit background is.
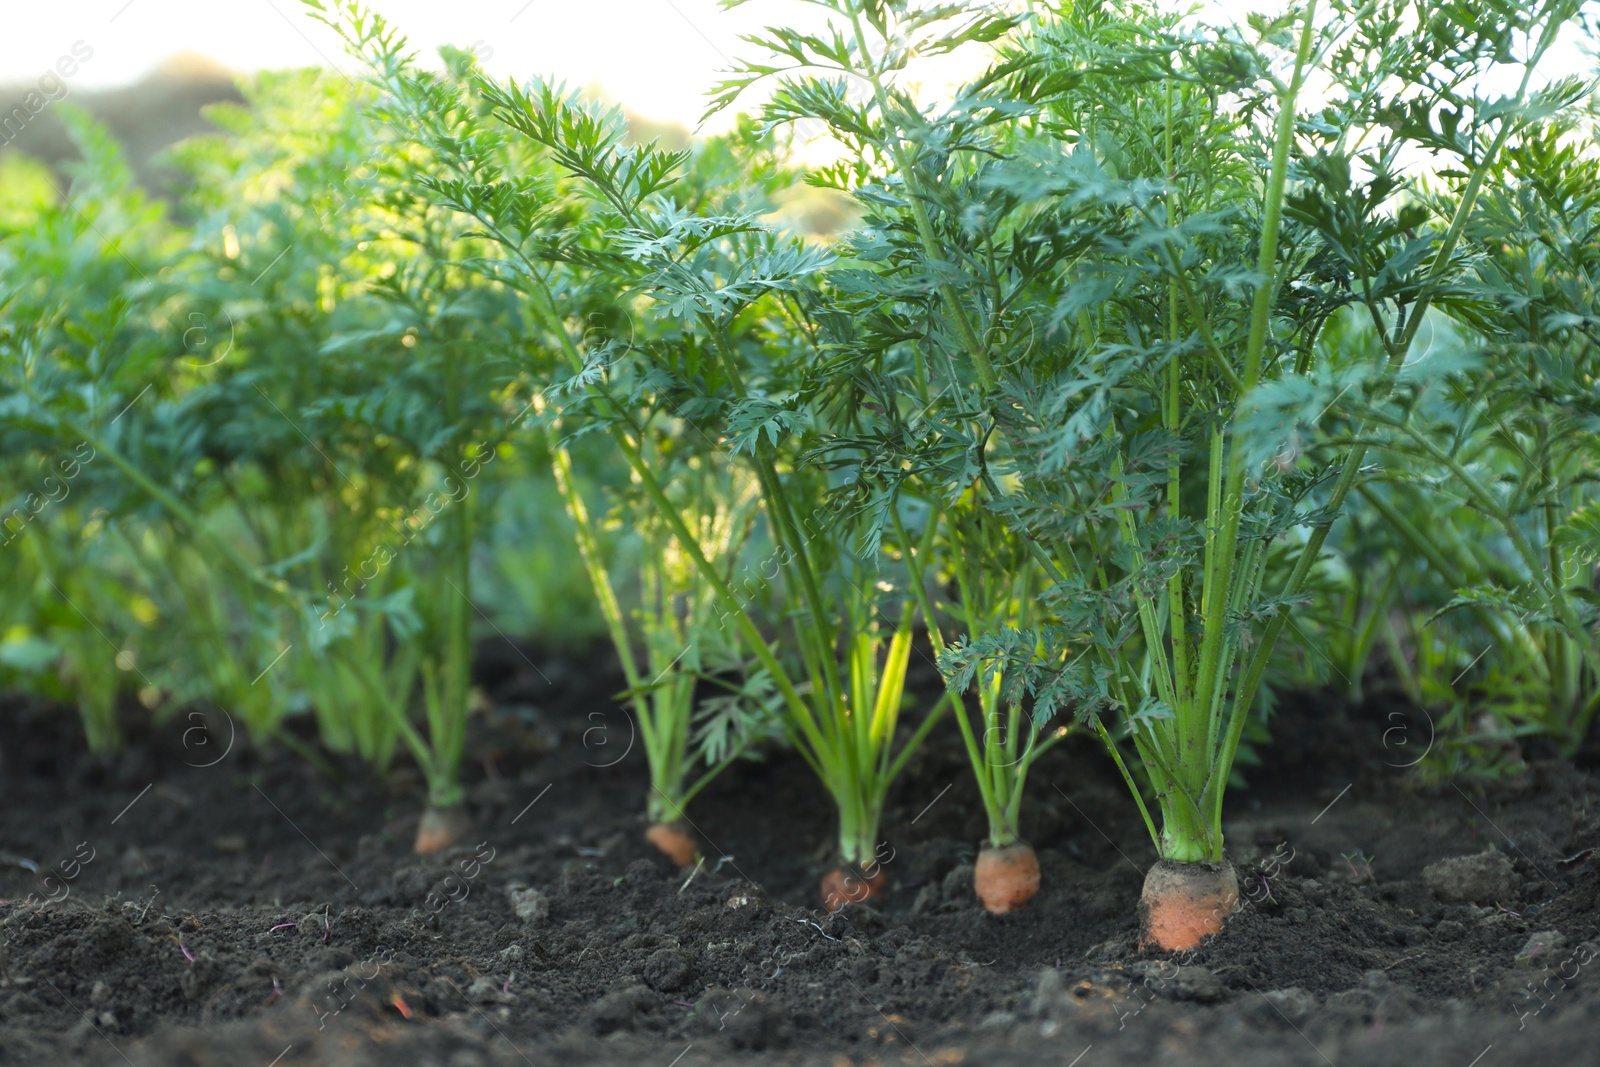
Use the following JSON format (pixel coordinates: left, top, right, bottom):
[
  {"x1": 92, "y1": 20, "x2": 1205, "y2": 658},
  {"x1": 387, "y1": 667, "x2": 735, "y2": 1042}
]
[
  {"x1": 4, "y1": 1, "x2": 1590, "y2": 146},
  {"x1": 1, "y1": 1, "x2": 800, "y2": 134},
  {"x1": 0, "y1": 0, "x2": 1031, "y2": 196},
  {"x1": 2, "y1": 0, "x2": 1593, "y2": 198}
]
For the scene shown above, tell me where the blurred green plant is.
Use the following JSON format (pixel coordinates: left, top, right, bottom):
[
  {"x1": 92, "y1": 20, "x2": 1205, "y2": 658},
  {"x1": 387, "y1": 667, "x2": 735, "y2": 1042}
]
[
  {"x1": 554, "y1": 431, "x2": 781, "y2": 860},
  {"x1": 1354, "y1": 129, "x2": 1600, "y2": 755}
]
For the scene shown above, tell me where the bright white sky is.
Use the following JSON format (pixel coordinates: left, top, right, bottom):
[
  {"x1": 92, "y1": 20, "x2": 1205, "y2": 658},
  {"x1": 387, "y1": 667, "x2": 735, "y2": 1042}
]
[
  {"x1": 0, "y1": 0, "x2": 869, "y2": 134},
  {"x1": 2, "y1": 1, "x2": 1592, "y2": 136}
]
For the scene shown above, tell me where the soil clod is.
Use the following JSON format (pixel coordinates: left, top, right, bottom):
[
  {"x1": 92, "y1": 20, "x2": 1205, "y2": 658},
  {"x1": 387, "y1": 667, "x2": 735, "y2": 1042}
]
[{"x1": 1423, "y1": 849, "x2": 1517, "y2": 903}]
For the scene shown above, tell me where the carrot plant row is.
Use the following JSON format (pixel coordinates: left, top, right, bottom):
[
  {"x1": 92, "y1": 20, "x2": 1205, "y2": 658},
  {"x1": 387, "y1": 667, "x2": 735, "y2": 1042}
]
[{"x1": 2, "y1": 0, "x2": 1597, "y2": 945}]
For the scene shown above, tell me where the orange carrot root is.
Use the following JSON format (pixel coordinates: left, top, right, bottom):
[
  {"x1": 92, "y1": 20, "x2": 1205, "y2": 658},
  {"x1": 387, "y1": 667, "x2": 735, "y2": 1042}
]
[
  {"x1": 1139, "y1": 859, "x2": 1240, "y2": 952},
  {"x1": 820, "y1": 864, "x2": 889, "y2": 911},
  {"x1": 645, "y1": 822, "x2": 698, "y2": 867},
  {"x1": 974, "y1": 841, "x2": 1041, "y2": 915},
  {"x1": 413, "y1": 804, "x2": 470, "y2": 854}
]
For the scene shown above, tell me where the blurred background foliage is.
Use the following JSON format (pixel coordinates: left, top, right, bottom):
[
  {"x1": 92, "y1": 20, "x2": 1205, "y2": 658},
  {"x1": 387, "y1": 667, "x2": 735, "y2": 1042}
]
[{"x1": 0, "y1": 49, "x2": 845, "y2": 782}]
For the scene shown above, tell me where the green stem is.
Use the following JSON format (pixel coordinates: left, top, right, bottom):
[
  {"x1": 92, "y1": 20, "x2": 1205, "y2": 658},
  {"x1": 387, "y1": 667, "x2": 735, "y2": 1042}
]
[
  {"x1": 1191, "y1": 2, "x2": 1318, "y2": 785},
  {"x1": 1094, "y1": 719, "x2": 1162, "y2": 855}
]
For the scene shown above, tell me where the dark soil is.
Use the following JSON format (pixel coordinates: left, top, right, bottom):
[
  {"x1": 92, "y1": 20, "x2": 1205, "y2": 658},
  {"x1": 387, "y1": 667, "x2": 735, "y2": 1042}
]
[{"x1": 3, "y1": 644, "x2": 1600, "y2": 1066}]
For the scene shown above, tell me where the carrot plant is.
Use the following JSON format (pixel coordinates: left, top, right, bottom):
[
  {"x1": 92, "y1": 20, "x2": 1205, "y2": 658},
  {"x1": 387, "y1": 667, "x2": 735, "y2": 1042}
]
[
  {"x1": 0, "y1": 109, "x2": 197, "y2": 752},
  {"x1": 501, "y1": 89, "x2": 954, "y2": 902},
  {"x1": 0, "y1": 66, "x2": 530, "y2": 846},
  {"x1": 0, "y1": 108, "x2": 390, "y2": 762},
  {"x1": 312, "y1": 0, "x2": 956, "y2": 901},
  {"x1": 713, "y1": 0, "x2": 1591, "y2": 945},
  {"x1": 913, "y1": 502, "x2": 1069, "y2": 913},
  {"x1": 1353, "y1": 130, "x2": 1600, "y2": 754},
  {"x1": 167, "y1": 64, "x2": 523, "y2": 849},
  {"x1": 979, "y1": 0, "x2": 1588, "y2": 947},
  {"x1": 551, "y1": 423, "x2": 778, "y2": 865},
  {"x1": 497, "y1": 81, "x2": 950, "y2": 901}
]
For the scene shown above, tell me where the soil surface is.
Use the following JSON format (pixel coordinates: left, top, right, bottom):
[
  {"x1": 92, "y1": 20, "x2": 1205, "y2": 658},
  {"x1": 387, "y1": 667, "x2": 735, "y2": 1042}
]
[{"x1": 3, "y1": 643, "x2": 1600, "y2": 1066}]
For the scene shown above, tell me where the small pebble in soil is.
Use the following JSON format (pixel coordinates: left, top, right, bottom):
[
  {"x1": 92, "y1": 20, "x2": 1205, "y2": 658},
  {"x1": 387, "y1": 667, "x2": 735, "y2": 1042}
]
[
  {"x1": 1031, "y1": 968, "x2": 1063, "y2": 1018},
  {"x1": 1258, "y1": 987, "x2": 1318, "y2": 1025},
  {"x1": 507, "y1": 885, "x2": 550, "y2": 925},
  {"x1": 1515, "y1": 930, "x2": 1568, "y2": 967},
  {"x1": 1145, "y1": 963, "x2": 1226, "y2": 1004},
  {"x1": 1423, "y1": 849, "x2": 1516, "y2": 904},
  {"x1": 721, "y1": 885, "x2": 769, "y2": 921},
  {"x1": 465, "y1": 977, "x2": 515, "y2": 1005}
]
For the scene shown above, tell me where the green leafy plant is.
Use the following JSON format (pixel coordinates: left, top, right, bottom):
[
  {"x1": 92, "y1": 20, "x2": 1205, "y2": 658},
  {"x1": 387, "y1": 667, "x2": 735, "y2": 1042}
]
[
  {"x1": 1356, "y1": 127, "x2": 1600, "y2": 754},
  {"x1": 708, "y1": 0, "x2": 1591, "y2": 944},
  {"x1": 0, "y1": 107, "x2": 195, "y2": 753},
  {"x1": 989, "y1": 0, "x2": 1586, "y2": 947},
  {"x1": 552, "y1": 421, "x2": 778, "y2": 864},
  {"x1": 920, "y1": 502, "x2": 1068, "y2": 913},
  {"x1": 5, "y1": 0, "x2": 1597, "y2": 961},
  {"x1": 165, "y1": 61, "x2": 521, "y2": 848},
  {"x1": 313, "y1": 0, "x2": 953, "y2": 903}
]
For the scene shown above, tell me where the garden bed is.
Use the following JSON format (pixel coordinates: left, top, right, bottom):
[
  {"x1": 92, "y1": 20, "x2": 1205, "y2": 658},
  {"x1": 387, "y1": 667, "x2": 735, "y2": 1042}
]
[{"x1": 4, "y1": 644, "x2": 1599, "y2": 1067}]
